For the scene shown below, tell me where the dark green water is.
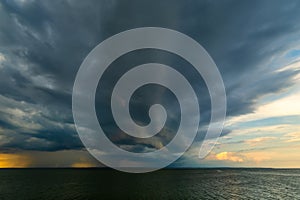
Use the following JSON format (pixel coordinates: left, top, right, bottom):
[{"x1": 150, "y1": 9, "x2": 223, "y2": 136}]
[{"x1": 0, "y1": 169, "x2": 299, "y2": 199}]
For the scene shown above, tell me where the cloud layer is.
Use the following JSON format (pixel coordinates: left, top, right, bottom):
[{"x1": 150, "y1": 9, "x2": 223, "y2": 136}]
[{"x1": 0, "y1": 0, "x2": 300, "y2": 167}]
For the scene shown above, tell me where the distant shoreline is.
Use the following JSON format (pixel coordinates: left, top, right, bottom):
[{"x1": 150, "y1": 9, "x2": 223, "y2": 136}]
[{"x1": 0, "y1": 167, "x2": 299, "y2": 170}]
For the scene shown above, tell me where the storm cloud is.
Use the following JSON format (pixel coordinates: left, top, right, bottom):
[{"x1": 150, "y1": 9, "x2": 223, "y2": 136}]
[{"x1": 0, "y1": 0, "x2": 299, "y2": 162}]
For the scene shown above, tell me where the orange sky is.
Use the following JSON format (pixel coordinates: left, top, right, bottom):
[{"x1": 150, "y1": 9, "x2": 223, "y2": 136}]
[{"x1": 0, "y1": 153, "x2": 31, "y2": 168}]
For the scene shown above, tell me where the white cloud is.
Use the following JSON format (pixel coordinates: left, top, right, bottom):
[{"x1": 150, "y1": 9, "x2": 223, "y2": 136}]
[
  {"x1": 283, "y1": 132, "x2": 300, "y2": 143},
  {"x1": 227, "y1": 60, "x2": 300, "y2": 126}
]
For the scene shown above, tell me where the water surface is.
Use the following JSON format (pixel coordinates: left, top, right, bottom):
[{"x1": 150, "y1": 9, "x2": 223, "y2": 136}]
[{"x1": 0, "y1": 168, "x2": 299, "y2": 199}]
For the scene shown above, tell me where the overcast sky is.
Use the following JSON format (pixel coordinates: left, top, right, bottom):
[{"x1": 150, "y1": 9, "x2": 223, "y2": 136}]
[{"x1": 0, "y1": 0, "x2": 300, "y2": 168}]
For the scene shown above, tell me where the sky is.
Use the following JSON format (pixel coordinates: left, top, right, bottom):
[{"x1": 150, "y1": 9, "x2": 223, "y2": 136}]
[{"x1": 0, "y1": 0, "x2": 300, "y2": 168}]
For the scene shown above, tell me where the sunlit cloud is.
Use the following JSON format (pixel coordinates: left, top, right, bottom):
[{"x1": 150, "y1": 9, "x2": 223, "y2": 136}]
[
  {"x1": 207, "y1": 151, "x2": 275, "y2": 164},
  {"x1": 284, "y1": 132, "x2": 300, "y2": 143},
  {"x1": 214, "y1": 152, "x2": 244, "y2": 162},
  {"x1": 0, "y1": 53, "x2": 5, "y2": 62},
  {"x1": 0, "y1": 53, "x2": 5, "y2": 69},
  {"x1": 244, "y1": 137, "x2": 276, "y2": 146}
]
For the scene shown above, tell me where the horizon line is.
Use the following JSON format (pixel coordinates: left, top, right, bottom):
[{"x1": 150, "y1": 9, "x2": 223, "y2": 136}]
[{"x1": 0, "y1": 167, "x2": 299, "y2": 170}]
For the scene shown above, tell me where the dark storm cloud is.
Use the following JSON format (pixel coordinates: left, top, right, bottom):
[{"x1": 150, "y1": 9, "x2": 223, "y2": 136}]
[
  {"x1": 0, "y1": 0, "x2": 300, "y2": 153},
  {"x1": 0, "y1": 0, "x2": 111, "y2": 151},
  {"x1": 0, "y1": 95, "x2": 81, "y2": 152}
]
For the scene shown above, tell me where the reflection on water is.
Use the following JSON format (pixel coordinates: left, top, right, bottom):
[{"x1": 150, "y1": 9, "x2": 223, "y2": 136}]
[{"x1": 0, "y1": 169, "x2": 299, "y2": 199}]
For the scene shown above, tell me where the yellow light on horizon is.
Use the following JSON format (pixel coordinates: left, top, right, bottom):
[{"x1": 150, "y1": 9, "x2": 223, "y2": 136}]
[
  {"x1": 71, "y1": 162, "x2": 97, "y2": 168},
  {"x1": 0, "y1": 153, "x2": 31, "y2": 168}
]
